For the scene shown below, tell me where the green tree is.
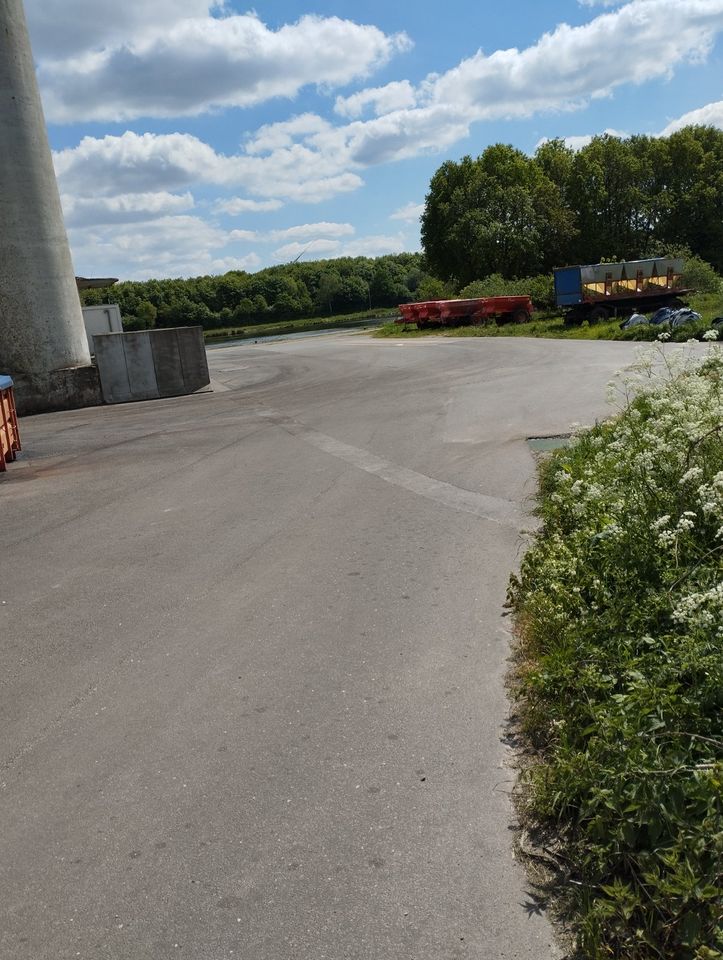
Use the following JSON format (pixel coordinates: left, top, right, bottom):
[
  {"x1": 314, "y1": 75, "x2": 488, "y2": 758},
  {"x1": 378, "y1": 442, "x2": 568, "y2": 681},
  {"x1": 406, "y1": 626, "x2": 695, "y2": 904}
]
[
  {"x1": 422, "y1": 145, "x2": 574, "y2": 284},
  {"x1": 136, "y1": 300, "x2": 157, "y2": 328},
  {"x1": 315, "y1": 270, "x2": 342, "y2": 313}
]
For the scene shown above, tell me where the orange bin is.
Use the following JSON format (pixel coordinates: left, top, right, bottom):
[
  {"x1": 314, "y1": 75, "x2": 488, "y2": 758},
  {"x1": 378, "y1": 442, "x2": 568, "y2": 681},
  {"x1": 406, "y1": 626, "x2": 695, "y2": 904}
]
[{"x1": 0, "y1": 376, "x2": 21, "y2": 472}]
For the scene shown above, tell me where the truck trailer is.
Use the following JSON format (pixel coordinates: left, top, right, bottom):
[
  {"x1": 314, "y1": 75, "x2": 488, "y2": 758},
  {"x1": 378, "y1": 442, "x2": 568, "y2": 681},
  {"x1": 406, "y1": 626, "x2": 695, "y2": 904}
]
[
  {"x1": 554, "y1": 258, "x2": 688, "y2": 322},
  {"x1": 397, "y1": 295, "x2": 533, "y2": 328}
]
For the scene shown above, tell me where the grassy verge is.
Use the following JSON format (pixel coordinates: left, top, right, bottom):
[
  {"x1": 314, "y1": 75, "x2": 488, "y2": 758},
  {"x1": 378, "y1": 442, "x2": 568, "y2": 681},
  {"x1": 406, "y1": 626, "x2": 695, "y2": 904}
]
[
  {"x1": 203, "y1": 309, "x2": 394, "y2": 342},
  {"x1": 373, "y1": 294, "x2": 723, "y2": 343},
  {"x1": 507, "y1": 348, "x2": 723, "y2": 958}
]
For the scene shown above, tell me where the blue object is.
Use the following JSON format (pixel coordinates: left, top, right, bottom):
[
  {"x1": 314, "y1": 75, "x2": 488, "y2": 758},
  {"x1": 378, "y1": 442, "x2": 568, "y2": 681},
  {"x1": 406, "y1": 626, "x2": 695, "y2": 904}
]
[
  {"x1": 0, "y1": 375, "x2": 13, "y2": 390},
  {"x1": 650, "y1": 307, "x2": 675, "y2": 325},
  {"x1": 553, "y1": 266, "x2": 582, "y2": 307},
  {"x1": 671, "y1": 309, "x2": 702, "y2": 329},
  {"x1": 621, "y1": 313, "x2": 648, "y2": 330}
]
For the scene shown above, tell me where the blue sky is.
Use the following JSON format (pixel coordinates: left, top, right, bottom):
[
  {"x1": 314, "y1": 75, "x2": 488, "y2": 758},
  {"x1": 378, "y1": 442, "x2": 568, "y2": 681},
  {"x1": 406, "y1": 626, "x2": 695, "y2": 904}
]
[{"x1": 25, "y1": 0, "x2": 723, "y2": 280}]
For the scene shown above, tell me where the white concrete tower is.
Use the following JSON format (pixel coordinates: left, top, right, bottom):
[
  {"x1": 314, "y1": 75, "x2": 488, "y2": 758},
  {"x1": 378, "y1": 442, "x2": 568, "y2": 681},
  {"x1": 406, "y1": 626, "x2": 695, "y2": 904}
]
[{"x1": 0, "y1": 0, "x2": 91, "y2": 382}]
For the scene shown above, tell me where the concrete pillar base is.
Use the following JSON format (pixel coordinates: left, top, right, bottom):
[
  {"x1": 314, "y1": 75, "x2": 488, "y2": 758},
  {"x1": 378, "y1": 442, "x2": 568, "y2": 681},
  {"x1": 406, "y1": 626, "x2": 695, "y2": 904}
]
[{"x1": 14, "y1": 365, "x2": 103, "y2": 416}]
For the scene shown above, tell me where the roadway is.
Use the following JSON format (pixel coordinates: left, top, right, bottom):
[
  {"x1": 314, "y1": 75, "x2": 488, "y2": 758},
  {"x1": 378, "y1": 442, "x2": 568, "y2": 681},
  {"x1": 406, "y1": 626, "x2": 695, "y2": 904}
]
[{"x1": 1, "y1": 334, "x2": 644, "y2": 959}]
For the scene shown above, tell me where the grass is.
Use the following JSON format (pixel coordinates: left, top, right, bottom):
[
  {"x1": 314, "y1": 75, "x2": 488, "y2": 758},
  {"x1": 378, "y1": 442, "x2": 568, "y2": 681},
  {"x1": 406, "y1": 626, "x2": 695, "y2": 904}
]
[
  {"x1": 203, "y1": 309, "x2": 395, "y2": 342},
  {"x1": 508, "y1": 348, "x2": 723, "y2": 958},
  {"x1": 373, "y1": 293, "x2": 723, "y2": 343}
]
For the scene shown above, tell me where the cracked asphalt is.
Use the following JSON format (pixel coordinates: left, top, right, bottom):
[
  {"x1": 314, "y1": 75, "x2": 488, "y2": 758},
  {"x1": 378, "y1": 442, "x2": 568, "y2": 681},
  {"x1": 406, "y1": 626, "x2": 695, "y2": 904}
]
[{"x1": 1, "y1": 333, "x2": 643, "y2": 959}]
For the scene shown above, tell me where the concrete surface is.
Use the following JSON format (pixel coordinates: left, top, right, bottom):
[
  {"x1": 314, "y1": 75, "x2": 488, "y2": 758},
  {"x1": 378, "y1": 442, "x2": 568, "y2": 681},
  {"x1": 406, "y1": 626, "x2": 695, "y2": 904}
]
[
  {"x1": 1, "y1": 335, "x2": 647, "y2": 959},
  {"x1": 0, "y1": 0, "x2": 91, "y2": 382}
]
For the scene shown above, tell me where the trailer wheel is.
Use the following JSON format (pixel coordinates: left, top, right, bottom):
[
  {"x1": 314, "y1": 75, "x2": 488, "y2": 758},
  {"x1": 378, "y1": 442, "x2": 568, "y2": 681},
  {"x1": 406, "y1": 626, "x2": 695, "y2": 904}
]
[
  {"x1": 512, "y1": 308, "x2": 530, "y2": 324},
  {"x1": 589, "y1": 306, "x2": 610, "y2": 323}
]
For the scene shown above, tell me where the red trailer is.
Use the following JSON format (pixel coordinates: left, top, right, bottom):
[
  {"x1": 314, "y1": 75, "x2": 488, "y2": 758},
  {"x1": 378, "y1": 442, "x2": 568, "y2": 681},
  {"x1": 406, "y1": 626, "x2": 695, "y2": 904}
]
[
  {"x1": 0, "y1": 375, "x2": 21, "y2": 472},
  {"x1": 397, "y1": 296, "x2": 533, "y2": 328}
]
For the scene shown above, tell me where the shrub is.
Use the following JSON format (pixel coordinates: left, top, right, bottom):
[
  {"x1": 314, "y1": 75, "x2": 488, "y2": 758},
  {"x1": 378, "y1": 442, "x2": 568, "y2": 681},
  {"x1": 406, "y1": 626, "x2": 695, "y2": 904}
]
[
  {"x1": 509, "y1": 348, "x2": 723, "y2": 959},
  {"x1": 683, "y1": 257, "x2": 722, "y2": 295}
]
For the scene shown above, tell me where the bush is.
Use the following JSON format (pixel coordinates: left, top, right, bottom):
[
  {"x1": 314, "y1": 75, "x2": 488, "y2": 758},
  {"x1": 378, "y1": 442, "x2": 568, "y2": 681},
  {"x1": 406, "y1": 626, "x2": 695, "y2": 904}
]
[
  {"x1": 683, "y1": 257, "x2": 722, "y2": 295},
  {"x1": 509, "y1": 348, "x2": 723, "y2": 959},
  {"x1": 458, "y1": 273, "x2": 555, "y2": 309}
]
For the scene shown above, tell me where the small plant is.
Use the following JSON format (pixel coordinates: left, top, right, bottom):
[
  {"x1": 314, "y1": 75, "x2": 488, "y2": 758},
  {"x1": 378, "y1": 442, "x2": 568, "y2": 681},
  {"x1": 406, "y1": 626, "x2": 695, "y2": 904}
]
[{"x1": 509, "y1": 347, "x2": 723, "y2": 958}]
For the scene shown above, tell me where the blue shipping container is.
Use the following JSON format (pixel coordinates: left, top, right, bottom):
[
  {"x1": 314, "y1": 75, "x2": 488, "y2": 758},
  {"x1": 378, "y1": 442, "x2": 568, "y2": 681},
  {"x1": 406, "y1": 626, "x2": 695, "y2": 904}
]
[{"x1": 554, "y1": 266, "x2": 582, "y2": 306}]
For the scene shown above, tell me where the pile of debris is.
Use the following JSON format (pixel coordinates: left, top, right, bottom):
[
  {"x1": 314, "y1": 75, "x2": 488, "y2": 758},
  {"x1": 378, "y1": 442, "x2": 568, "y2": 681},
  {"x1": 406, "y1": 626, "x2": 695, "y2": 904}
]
[{"x1": 620, "y1": 306, "x2": 723, "y2": 337}]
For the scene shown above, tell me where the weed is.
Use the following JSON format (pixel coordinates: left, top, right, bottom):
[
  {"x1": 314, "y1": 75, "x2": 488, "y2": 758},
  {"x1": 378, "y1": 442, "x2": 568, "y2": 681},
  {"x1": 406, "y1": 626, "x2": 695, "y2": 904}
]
[{"x1": 508, "y1": 347, "x2": 723, "y2": 958}]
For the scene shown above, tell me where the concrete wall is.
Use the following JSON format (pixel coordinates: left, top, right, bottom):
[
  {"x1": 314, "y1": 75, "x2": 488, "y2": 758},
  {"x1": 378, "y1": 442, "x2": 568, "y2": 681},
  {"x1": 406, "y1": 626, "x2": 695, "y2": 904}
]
[
  {"x1": 82, "y1": 305, "x2": 123, "y2": 350},
  {"x1": 0, "y1": 0, "x2": 91, "y2": 380},
  {"x1": 93, "y1": 327, "x2": 210, "y2": 404}
]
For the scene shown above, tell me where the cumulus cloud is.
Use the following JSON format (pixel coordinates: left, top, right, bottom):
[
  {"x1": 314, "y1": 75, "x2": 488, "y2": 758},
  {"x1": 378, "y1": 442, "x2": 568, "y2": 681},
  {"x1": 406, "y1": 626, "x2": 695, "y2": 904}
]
[
  {"x1": 272, "y1": 231, "x2": 407, "y2": 262},
  {"x1": 61, "y1": 191, "x2": 195, "y2": 227},
  {"x1": 25, "y1": 0, "x2": 212, "y2": 60},
  {"x1": 389, "y1": 202, "x2": 424, "y2": 222},
  {"x1": 535, "y1": 128, "x2": 628, "y2": 151},
  {"x1": 215, "y1": 197, "x2": 283, "y2": 214},
  {"x1": 53, "y1": 131, "x2": 364, "y2": 204},
  {"x1": 269, "y1": 222, "x2": 355, "y2": 241},
  {"x1": 272, "y1": 238, "x2": 342, "y2": 261},
  {"x1": 35, "y1": 10, "x2": 411, "y2": 123},
  {"x1": 67, "y1": 215, "x2": 235, "y2": 279},
  {"x1": 211, "y1": 0, "x2": 723, "y2": 182},
  {"x1": 334, "y1": 81, "x2": 417, "y2": 118},
  {"x1": 341, "y1": 233, "x2": 408, "y2": 257},
  {"x1": 659, "y1": 98, "x2": 723, "y2": 134}
]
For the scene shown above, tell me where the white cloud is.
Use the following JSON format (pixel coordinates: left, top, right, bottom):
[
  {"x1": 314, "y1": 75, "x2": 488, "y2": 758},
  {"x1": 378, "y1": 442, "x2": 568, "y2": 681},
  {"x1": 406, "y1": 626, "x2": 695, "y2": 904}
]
[
  {"x1": 245, "y1": 114, "x2": 334, "y2": 155},
  {"x1": 215, "y1": 198, "x2": 283, "y2": 214},
  {"x1": 535, "y1": 128, "x2": 628, "y2": 151},
  {"x1": 68, "y1": 215, "x2": 237, "y2": 279},
  {"x1": 340, "y1": 233, "x2": 408, "y2": 257},
  {"x1": 269, "y1": 222, "x2": 355, "y2": 241},
  {"x1": 659, "y1": 98, "x2": 723, "y2": 135},
  {"x1": 425, "y1": 0, "x2": 723, "y2": 121},
  {"x1": 61, "y1": 191, "x2": 195, "y2": 226},
  {"x1": 53, "y1": 131, "x2": 365, "y2": 204},
  {"x1": 272, "y1": 239, "x2": 342, "y2": 261},
  {"x1": 210, "y1": 253, "x2": 262, "y2": 274},
  {"x1": 272, "y1": 231, "x2": 408, "y2": 262},
  {"x1": 228, "y1": 229, "x2": 258, "y2": 242},
  {"x1": 217, "y1": 0, "x2": 723, "y2": 182},
  {"x1": 25, "y1": 0, "x2": 212, "y2": 60},
  {"x1": 334, "y1": 81, "x2": 417, "y2": 118},
  {"x1": 389, "y1": 201, "x2": 424, "y2": 222},
  {"x1": 36, "y1": 11, "x2": 411, "y2": 123}
]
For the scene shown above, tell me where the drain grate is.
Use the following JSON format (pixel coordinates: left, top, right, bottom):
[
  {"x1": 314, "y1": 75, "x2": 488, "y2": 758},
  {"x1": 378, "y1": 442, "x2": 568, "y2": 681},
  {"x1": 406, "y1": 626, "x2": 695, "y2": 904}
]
[{"x1": 526, "y1": 435, "x2": 570, "y2": 453}]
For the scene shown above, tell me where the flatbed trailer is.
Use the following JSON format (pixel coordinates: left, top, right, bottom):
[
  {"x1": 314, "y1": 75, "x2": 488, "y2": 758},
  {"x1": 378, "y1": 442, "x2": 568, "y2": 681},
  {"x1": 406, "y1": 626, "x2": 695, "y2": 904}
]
[
  {"x1": 397, "y1": 295, "x2": 533, "y2": 328},
  {"x1": 554, "y1": 258, "x2": 689, "y2": 322}
]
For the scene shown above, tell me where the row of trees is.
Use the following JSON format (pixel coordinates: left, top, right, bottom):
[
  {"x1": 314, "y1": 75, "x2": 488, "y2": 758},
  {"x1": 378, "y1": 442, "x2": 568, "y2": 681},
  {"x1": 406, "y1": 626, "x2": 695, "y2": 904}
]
[
  {"x1": 82, "y1": 126, "x2": 722, "y2": 329},
  {"x1": 421, "y1": 126, "x2": 723, "y2": 285},
  {"x1": 81, "y1": 254, "x2": 431, "y2": 330}
]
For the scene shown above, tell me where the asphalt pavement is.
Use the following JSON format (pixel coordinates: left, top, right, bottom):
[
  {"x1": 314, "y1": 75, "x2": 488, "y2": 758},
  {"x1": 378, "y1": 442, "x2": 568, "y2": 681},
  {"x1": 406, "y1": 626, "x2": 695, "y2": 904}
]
[{"x1": 1, "y1": 334, "x2": 646, "y2": 959}]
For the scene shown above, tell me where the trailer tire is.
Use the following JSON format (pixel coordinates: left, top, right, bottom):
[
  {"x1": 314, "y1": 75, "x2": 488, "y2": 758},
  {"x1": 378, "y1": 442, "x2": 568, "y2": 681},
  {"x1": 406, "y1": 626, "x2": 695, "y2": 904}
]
[
  {"x1": 512, "y1": 308, "x2": 530, "y2": 324},
  {"x1": 589, "y1": 306, "x2": 610, "y2": 323}
]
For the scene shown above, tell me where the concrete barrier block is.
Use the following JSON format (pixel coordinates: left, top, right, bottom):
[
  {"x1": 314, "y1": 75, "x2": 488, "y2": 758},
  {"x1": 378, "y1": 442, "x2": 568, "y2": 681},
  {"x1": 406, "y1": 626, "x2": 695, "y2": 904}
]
[{"x1": 121, "y1": 332, "x2": 159, "y2": 401}]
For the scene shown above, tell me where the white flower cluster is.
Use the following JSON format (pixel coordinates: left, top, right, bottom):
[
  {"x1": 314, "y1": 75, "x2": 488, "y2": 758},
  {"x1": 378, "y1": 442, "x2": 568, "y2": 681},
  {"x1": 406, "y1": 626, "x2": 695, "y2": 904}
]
[{"x1": 672, "y1": 582, "x2": 723, "y2": 637}]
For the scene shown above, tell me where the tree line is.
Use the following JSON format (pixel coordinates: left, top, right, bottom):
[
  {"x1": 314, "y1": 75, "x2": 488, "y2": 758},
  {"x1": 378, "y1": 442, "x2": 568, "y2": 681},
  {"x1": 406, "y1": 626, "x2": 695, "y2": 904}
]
[
  {"x1": 81, "y1": 254, "x2": 434, "y2": 330},
  {"x1": 421, "y1": 125, "x2": 723, "y2": 286},
  {"x1": 81, "y1": 125, "x2": 722, "y2": 330}
]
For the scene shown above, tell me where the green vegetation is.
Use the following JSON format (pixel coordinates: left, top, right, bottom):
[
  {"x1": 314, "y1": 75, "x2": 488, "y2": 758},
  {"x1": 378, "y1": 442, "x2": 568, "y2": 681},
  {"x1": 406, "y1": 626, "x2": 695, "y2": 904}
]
[
  {"x1": 423, "y1": 126, "x2": 723, "y2": 284},
  {"x1": 80, "y1": 125, "x2": 723, "y2": 343},
  {"x1": 508, "y1": 350, "x2": 723, "y2": 958},
  {"x1": 375, "y1": 291, "x2": 723, "y2": 342},
  {"x1": 80, "y1": 254, "x2": 426, "y2": 332}
]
